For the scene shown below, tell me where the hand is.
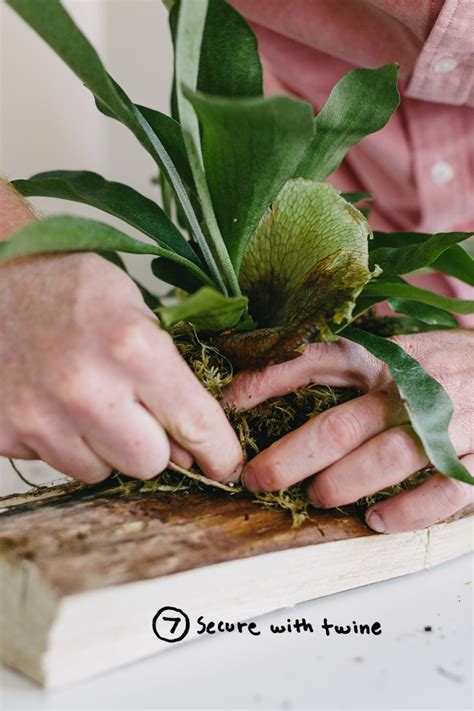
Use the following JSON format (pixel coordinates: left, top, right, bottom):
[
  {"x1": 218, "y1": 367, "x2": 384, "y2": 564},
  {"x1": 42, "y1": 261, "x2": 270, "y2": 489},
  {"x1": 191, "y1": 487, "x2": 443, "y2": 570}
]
[
  {"x1": 0, "y1": 252, "x2": 243, "y2": 484},
  {"x1": 224, "y1": 330, "x2": 474, "y2": 532}
]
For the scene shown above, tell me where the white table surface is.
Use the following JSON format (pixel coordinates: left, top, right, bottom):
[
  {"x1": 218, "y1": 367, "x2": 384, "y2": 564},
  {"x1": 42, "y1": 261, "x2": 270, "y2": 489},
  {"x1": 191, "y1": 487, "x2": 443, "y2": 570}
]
[{"x1": 1, "y1": 549, "x2": 472, "y2": 711}]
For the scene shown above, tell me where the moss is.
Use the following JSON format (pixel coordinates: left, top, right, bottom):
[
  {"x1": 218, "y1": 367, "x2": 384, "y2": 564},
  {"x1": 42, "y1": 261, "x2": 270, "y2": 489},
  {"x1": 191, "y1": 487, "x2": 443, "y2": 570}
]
[
  {"x1": 9, "y1": 316, "x2": 431, "y2": 527},
  {"x1": 172, "y1": 323, "x2": 234, "y2": 397},
  {"x1": 255, "y1": 485, "x2": 310, "y2": 529},
  {"x1": 169, "y1": 320, "x2": 429, "y2": 526}
]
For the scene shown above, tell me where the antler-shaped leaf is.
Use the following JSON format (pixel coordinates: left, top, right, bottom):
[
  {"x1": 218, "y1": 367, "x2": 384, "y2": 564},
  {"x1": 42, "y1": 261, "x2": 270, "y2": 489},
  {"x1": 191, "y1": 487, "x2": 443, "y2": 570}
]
[
  {"x1": 215, "y1": 179, "x2": 374, "y2": 368},
  {"x1": 5, "y1": 0, "x2": 225, "y2": 293},
  {"x1": 295, "y1": 64, "x2": 400, "y2": 181},
  {"x1": 12, "y1": 171, "x2": 201, "y2": 265},
  {"x1": 0, "y1": 215, "x2": 214, "y2": 289}
]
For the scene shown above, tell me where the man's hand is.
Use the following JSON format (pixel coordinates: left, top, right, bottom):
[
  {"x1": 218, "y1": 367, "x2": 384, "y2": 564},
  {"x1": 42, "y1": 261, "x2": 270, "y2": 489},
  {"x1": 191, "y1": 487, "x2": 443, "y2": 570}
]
[
  {"x1": 0, "y1": 252, "x2": 243, "y2": 483},
  {"x1": 224, "y1": 330, "x2": 474, "y2": 532}
]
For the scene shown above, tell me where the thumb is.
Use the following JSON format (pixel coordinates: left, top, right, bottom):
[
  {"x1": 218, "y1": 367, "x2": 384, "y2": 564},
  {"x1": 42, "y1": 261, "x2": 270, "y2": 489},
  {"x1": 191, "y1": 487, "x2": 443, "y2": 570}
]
[{"x1": 222, "y1": 339, "x2": 385, "y2": 411}]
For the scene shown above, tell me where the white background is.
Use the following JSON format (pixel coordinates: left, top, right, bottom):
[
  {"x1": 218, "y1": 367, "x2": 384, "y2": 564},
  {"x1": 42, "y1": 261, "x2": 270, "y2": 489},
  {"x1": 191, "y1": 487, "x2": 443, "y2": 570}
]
[
  {"x1": 1, "y1": 553, "x2": 473, "y2": 710},
  {"x1": 0, "y1": 3, "x2": 472, "y2": 709}
]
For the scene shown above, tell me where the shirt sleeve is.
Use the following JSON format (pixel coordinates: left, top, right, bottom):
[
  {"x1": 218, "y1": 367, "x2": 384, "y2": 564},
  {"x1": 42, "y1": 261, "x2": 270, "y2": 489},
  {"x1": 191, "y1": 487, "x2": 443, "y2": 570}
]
[{"x1": 405, "y1": 0, "x2": 474, "y2": 107}]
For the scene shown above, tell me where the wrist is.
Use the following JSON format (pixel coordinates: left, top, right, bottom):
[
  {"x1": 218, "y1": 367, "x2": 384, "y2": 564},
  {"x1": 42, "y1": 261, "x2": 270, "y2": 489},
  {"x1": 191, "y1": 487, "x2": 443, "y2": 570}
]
[{"x1": 0, "y1": 180, "x2": 36, "y2": 242}]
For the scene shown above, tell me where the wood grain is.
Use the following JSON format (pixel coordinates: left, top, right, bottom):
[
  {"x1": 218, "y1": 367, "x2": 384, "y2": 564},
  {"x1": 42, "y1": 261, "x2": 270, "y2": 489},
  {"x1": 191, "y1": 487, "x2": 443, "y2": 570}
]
[{"x1": 1, "y1": 481, "x2": 472, "y2": 597}]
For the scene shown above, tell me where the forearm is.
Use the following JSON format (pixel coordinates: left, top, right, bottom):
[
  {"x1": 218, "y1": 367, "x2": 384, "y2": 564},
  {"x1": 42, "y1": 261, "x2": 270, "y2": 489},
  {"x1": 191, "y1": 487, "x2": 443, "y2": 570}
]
[{"x1": 0, "y1": 180, "x2": 36, "y2": 241}]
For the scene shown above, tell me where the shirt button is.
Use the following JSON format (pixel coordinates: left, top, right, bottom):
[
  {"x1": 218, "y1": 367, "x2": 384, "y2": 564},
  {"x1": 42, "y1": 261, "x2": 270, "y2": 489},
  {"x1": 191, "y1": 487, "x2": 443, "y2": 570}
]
[
  {"x1": 431, "y1": 160, "x2": 454, "y2": 184},
  {"x1": 433, "y1": 56, "x2": 458, "y2": 74}
]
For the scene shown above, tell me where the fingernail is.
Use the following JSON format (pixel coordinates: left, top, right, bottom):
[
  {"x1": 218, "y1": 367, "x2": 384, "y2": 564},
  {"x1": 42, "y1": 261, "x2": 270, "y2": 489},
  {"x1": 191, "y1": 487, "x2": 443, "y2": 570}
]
[
  {"x1": 366, "y1": 509, "x2": 385, "y2": 533},
  {"x1": 242, "y1": 465, "x2": 259, "y2": 492}
]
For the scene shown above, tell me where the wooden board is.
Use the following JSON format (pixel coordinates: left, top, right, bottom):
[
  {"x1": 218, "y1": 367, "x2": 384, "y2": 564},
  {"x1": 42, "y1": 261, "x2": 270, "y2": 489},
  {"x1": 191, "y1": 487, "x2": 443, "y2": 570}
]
[
  {"x1": 0, "y1": 481, "x2": 380, "y2": 595},
  {"x1": 0, "y1": 481, "x2": 472, "y2": 687}
]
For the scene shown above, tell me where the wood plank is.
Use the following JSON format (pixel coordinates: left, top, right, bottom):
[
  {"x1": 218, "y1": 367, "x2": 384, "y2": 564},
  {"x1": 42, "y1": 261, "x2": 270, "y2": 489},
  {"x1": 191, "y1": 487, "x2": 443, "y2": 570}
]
[
  {"x1": 0, "y1": 481, "x2": 472, "y2": 596},
  {"x1": 1, "y1": 481, "x2": 472, "y2": 687}
]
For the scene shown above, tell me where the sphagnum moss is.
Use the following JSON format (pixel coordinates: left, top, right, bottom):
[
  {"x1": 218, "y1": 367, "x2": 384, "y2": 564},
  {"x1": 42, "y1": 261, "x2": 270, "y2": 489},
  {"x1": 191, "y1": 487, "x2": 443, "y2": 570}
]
[
  {"x1": 168, "y1": 320, "x2": 430, "y2": 526},
  {"x1": 9, "y1": 315, "x2": 432, "y2": 527}
]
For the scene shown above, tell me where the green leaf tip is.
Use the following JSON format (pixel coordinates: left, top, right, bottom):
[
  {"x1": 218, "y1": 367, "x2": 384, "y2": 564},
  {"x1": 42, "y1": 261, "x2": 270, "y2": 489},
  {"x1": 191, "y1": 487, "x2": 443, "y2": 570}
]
[
  {"x1": 0, "y1": 215, "x2": 214, "y2": 289},
  {"x1": 295, "y1": 63, "x2": 400, "y2": 182},
  {"x1": 387, "y1": 298, "x2": 459, "y2": 329},
  {"x1": 12, "y1": 170, "x2": 201, "y2": 265},
  {"x1": 344, "y1": 327, "x2": 474, "y2": 485},
  {"x1": 369, "y1": 230, "x2": 474, "y2": 277},
  {"x1": 364, "y1": 278, "x2": 474, "y2": 314},
  {"x1": 5, "y1": 0, "x2": 224, "y2": 294},
  {"x1": 157, "y1": 287, "x2": 248, "y2": 333}
]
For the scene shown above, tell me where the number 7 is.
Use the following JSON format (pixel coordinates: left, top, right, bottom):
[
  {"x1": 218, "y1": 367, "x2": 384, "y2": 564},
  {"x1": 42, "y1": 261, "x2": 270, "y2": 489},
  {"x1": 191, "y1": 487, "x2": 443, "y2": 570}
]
[{"x1": 163, "y1": 616, "x2": 181, "y2": 634}]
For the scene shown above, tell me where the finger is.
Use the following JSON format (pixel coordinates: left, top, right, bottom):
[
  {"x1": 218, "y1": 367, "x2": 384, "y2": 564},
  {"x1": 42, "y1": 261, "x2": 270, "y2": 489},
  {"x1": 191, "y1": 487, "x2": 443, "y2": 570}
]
[
  {"x1": 83, "y1": 400, "x2": 171, "y2": 480},
  {"x1": 223, "y1": 339, "x2": 385, "y2": 411},
  {"x1": 140, "y1": 401, "x2": 193, "y2": 469},
  {"x1": 306, "y1": 425, "x2": 429, "y2": 509},
  {"x1": 6, "y1": 403, "x2": 112, "y2": 482},
  {"x1": 365, "y1": 457, "x2": 474, "y2": 534},
  {"x1": 55, "y1": 358, "x2": 172, "y2": 480},
  {"x1": 169, "y1": 437, "x2": 193, "y2": 470},
  {"x1": 0, "y1": 421, "x2": 38, "y2": 459},
  {"x1": 242, "y1": 390, "x2": 406, "y2": 492},
  {"x1": 4, "y1": 446, "x2": 38, "y2": 459},
  {"x1": 25, "y1": 434, "x2": 111, "y2": 484},
  {"x1": 134, "y1": 328, "x2": 243, "y2": 483},
  {"x1": 0, "y1": 438, "x2": 38, "y2": 460}
]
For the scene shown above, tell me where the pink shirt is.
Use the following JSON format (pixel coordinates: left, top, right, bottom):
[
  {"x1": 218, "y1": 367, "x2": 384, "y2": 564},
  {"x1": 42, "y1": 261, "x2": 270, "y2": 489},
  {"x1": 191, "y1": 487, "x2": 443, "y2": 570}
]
[{"x1": 231, "y1": 0, "x2": 474, "y2": 323}]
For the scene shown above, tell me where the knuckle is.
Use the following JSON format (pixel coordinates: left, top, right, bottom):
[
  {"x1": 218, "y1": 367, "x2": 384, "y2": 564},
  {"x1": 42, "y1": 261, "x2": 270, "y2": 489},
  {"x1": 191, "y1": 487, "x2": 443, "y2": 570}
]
[
  {"x1": 173, "y1": 412, "x2": 213, "y2": 448},
  {"x1": 15, "y1": 424, "x2": 45, "y2": 445},
  {"x1": 320, "y1": 409, "x2": 362, "y2": 452},
  {"x1": 77, "y1": 251, "x2": 105, "y2": 273},
  {"x1": 303, "y1": 341, "x2": 332, "y2": 363},
  {"x1": 377, "y1": 428, "x2": 419, "y2": 470},
  {"x1": 56, "y1": 365, "x2": 94, "y2": 411},
  {"x1": 10, "y1": 407, "x2": 48, "y2": 445},
  {"x1": 434, "y1": 476, "x2": 470, "y2": 511},
  {"x1": 254, "y1": 367, "x2": 277, "y2": 393},
  {"x1": 110, "y1": 315, "x2": 155, "y2": 367},
  {"x1": 311, "y1": 474, "x2": 342, "y2": 508}
]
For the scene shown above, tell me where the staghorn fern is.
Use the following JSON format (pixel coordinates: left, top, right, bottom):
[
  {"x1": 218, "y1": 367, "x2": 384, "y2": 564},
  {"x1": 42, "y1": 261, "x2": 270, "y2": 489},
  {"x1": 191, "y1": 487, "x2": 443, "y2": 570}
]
[{"x1": 2, "y1": 0, "x2": 474, "y2": 487}]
